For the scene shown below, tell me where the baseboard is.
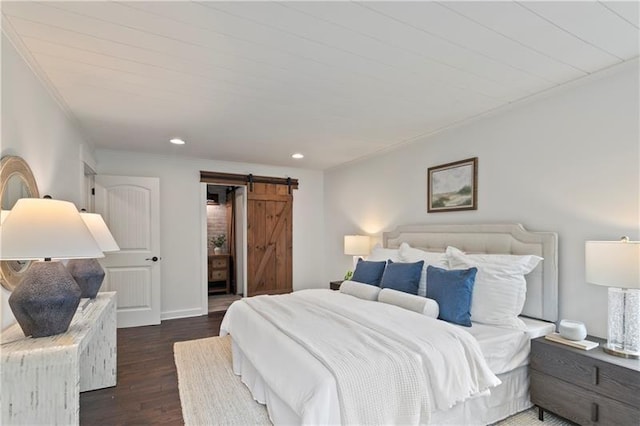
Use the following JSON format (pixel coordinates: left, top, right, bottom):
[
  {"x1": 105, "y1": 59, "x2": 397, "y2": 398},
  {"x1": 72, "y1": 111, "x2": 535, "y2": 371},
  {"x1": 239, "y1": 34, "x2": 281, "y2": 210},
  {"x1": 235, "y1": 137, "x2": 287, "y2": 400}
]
[{"x1": 160, "y1": 308, "x2": 204, "y2": 321}]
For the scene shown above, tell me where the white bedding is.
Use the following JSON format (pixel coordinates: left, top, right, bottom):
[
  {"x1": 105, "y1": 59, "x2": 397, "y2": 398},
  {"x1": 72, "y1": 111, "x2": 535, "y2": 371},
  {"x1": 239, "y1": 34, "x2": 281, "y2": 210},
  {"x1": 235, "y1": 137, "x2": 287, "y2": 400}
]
[
  {"x1": 242, "y1": 293, "x2": 429, "y2": 425},
  {"x1": 458, "y1": 317, "x2": 555, "y2": 374},
  {"x1": 229, "y1": 340, "x2": 534, "y2": 426},
  {"x1": 220, "y1": 289, "x2": 501, "y2": 425}
]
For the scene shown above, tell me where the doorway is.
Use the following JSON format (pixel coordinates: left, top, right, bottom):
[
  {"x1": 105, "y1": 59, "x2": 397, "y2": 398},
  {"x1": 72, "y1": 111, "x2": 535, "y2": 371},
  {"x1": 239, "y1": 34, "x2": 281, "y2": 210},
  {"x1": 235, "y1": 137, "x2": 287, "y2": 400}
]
[
  {"x1": 200, "y1": 171, "x2": 298, "y2": 314},
  {"x1": 205, "y1": 184, "x2": 243, "y2": 314}
]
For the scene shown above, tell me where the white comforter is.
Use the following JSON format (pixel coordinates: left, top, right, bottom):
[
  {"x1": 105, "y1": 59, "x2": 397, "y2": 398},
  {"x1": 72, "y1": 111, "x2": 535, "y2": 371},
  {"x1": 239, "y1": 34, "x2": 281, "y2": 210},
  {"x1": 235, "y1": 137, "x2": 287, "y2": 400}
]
[{"x1": 220, "y1": 289, "x2": 500, "y2": 425}]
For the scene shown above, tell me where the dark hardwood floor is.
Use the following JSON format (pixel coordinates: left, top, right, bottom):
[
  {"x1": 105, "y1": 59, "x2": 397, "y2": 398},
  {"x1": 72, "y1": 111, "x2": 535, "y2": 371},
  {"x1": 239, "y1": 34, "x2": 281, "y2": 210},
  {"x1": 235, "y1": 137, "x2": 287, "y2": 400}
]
[{"x1": 80, "y1": 312, "x2": 225, "y2": 425}]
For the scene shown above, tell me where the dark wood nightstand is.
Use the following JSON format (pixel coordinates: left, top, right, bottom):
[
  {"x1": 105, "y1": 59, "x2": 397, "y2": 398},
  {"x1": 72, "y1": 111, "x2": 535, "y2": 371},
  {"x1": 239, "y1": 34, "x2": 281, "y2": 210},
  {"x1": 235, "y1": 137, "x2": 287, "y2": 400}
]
[
  {"x1": 530, "y1": 335, "x2": 640, "y2": 425},
  {"x1": 330, "y1": 280, "x2": 343, "y2": 291}
]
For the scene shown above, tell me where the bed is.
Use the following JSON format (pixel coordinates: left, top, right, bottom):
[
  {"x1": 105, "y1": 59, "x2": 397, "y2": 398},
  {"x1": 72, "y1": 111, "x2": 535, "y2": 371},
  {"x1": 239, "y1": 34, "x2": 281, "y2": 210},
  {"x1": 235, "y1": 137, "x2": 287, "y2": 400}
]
[{"x1": 220, "y1": 223, "x2": 558, "y2": 425}]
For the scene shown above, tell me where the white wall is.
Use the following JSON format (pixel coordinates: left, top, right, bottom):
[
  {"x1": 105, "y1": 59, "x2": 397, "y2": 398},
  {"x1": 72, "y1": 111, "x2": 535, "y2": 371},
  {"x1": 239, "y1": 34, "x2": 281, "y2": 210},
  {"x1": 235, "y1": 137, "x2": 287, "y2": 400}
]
[
  {"x1": 95, "y1": 150, "x2": 325, "y2": 320},
  {"x1": 1, "y1": 34, "x2": 94, "y2": 329},
  {"x1": 324, "y1": 60, "x2": 640, "y2": 339}
]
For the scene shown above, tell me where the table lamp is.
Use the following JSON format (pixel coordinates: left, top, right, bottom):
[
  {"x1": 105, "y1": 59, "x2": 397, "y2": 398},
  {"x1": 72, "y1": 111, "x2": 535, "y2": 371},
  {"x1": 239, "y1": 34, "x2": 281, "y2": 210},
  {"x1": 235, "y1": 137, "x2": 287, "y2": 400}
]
[
  {"x1": 585, "y1": 237, "x2": 640, "y2": 359},
  {"x1": 344, "y1": 235, "x2": 370, "y2": 270},
  {"x1": 0, "y1": 198, "x2": 103, "y2": 337},
  {"x1": 66, "y1": 212, "x2": 119, "y2": 298}
]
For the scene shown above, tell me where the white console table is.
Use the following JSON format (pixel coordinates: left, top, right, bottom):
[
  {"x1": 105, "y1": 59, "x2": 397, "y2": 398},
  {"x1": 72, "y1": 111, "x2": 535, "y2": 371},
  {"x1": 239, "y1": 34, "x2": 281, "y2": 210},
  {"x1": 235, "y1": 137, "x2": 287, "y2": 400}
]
[{"x1": 1, "y1": 292, "x2": 117, "y2": 425}]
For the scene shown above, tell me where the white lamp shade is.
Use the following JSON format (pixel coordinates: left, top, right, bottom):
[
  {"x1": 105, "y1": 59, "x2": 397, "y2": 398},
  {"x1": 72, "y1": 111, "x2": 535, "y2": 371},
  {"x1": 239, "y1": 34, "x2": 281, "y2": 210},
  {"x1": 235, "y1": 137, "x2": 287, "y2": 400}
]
[
  {"x1": 80, "y1": 212, "x2": 120, "y2": 252},
  {"x1": 586, "y1": 240, "x2": 640, "y2": 289},
  {"x1": 0, "y1": 198, "x2": 104, "y2": 260},
  {"x1": 0, "y1": 210, "x2": 9, "y2": 224},
  {"x1": 344, "y1": 235, "x2": 370, "y2": 256}
]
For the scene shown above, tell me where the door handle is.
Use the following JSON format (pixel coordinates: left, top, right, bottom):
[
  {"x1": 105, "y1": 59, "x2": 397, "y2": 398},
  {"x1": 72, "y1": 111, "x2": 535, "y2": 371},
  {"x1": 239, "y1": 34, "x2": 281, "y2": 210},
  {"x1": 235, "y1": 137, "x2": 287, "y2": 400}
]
[{"x1": 145, "y1": 256, "x2": 160, "y2": 262}]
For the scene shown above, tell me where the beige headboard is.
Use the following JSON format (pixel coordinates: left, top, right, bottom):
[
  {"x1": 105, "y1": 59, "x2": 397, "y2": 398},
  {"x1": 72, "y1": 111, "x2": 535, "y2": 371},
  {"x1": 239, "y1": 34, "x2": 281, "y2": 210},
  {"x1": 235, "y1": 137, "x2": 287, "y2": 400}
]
[{"x1": 383, "y1": 224, "x2": 558, "y2": 322}]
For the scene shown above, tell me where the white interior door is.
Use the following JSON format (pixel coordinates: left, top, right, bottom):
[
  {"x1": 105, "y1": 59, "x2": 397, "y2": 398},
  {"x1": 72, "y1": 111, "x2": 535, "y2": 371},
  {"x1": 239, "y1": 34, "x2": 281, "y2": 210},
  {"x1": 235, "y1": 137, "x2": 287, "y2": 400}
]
[{"x1": 95, "y1": 175, "x2": 161, "y2": 328}]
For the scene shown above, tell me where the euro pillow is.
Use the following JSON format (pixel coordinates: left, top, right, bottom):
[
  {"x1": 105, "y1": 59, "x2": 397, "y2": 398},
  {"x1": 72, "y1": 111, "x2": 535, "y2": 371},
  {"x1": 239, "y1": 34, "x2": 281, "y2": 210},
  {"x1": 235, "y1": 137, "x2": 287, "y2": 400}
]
[
  {"x1": 379, "y1": 260, "x2": 424, "y2": 295},
  {"x1": 398, "y1": 243, "x2": 448, "y2": 297},
  {"x1": 378, "y1": 288, "x2": 439, "y2": 318},
  {"x1": 426, "y1": 265, "x2": 477, "y2": 327},
  {"x1": 339, "y1": 280, "x2": 381, "y2": 301},
  {"x1": 367, "y1": 244, "x2": 401, "y2": 262},
  {"x1": 351, "y1": 259, "x2": 386, "y2": 286},
  {"x1": 446, "y1": 246, "x2": 543, "y2": 330}
]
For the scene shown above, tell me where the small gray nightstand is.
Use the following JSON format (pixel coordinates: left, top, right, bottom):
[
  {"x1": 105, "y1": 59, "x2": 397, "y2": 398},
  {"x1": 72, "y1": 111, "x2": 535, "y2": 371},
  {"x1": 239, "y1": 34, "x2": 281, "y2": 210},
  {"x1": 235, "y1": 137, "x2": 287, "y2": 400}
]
[
  {"x1": 530, "y1": 335, "x2": 640, "y2": 425},
  {"x1": 330, "y1": 280, "x2": 342, "y2": 291}
]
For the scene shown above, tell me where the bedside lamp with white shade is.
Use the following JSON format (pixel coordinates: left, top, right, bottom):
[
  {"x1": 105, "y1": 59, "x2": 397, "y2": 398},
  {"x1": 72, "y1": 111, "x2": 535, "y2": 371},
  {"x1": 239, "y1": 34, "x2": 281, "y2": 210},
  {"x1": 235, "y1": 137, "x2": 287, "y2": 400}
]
[
  {"x1": 66, "y1": 212, "x2": 119, "y2": 298},
  {"x1": 344, "y1": 235, "x2": 370, "y2": 270},
  {"x1": 0, "y1": 198, "x2": 103, "y2": 337},
  {"x1": 585, "y1": 237, "x2": 640, "y2": 359}
]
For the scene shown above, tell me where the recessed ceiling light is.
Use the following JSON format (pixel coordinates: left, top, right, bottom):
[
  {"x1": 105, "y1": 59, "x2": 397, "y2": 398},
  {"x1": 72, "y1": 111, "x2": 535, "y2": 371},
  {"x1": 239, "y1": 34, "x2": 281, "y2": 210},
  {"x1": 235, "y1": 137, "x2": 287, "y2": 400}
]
[
  {"x1": 170, "y1": 138, "x2": 186, "y2": 145},
  {"x1": 291, "y1": 153, "x2": 304, "y2": 159}
]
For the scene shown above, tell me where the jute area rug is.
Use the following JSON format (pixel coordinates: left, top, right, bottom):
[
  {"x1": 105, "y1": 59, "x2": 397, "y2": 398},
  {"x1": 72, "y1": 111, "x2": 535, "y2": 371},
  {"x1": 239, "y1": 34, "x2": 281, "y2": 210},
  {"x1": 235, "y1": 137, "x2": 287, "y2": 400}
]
[
  {"x1": 173, "y1": 336, "x2": 571, "y2": 426},
  {"x1": 174, "y1": 335, "x2": 270, "y2": 425}
]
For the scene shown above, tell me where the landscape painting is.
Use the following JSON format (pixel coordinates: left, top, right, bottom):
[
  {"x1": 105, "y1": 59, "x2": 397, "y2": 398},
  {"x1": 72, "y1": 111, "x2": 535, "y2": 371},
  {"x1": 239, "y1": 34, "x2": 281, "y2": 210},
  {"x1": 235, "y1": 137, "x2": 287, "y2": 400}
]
[{"x1": 427, "y1": 157, "x2": 477, "y2": 212}]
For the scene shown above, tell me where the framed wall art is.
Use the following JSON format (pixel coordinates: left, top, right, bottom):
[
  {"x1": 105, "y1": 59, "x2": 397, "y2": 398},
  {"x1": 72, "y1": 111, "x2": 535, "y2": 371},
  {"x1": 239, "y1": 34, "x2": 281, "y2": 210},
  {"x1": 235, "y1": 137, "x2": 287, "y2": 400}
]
[{"x1": 427, "y1": 157, "x2": 477, "y2": 213}]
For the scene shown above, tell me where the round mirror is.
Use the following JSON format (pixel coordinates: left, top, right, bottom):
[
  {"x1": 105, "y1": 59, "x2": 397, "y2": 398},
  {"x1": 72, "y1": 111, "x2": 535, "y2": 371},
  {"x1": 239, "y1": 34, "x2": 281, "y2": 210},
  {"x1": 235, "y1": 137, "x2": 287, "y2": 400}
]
[{"x1": 0, "y1": 156, "x2": 40, "y2": 291}]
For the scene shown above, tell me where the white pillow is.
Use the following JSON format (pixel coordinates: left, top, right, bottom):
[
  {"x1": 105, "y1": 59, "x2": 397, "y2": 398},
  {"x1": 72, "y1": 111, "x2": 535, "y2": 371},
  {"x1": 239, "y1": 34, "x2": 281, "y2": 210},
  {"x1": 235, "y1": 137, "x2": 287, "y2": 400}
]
[
  {"x1": 446, "y1": 246, "x2": 542, "y2": 330},
  {"x1": 339, "y1": 280, "x2": 381, "y2": 301},
  {"x1": 398, "y1": 243, "x2": 448, "y2": 297},
  {"x1": 367, "y1": 244, "x2": 401, "y2": 262},
  {"x1": 378, "y1": 288, "x2": 439, "y2": 318}
]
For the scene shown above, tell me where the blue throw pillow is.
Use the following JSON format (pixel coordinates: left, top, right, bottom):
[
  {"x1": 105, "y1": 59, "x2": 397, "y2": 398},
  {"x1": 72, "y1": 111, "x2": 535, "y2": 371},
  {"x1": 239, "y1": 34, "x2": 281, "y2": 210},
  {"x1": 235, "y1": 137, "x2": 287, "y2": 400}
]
[
  {"x1": 351, "y1": 259, "x2": 387, "y2": 286},
  {"x1": 426, "y1": 265, "x2": 477, "y2": 327},
  {"x1": 379, "y1": 260, "x2": 424, "y2": 295}
]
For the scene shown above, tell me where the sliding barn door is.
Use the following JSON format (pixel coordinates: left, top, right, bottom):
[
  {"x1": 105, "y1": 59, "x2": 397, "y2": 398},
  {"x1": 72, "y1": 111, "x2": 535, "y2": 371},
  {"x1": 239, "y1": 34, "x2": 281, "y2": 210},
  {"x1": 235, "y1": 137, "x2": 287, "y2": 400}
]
[{"x1": 246, "y1": 183, "x2": 293, "y2": 296}]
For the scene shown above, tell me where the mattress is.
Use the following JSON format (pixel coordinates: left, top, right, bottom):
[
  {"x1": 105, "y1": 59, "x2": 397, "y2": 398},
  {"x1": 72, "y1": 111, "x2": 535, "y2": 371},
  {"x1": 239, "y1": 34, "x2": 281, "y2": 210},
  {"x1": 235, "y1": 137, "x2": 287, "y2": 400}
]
[{"x1": 459, "y1": 317, "x2": 555, "y2": 374}]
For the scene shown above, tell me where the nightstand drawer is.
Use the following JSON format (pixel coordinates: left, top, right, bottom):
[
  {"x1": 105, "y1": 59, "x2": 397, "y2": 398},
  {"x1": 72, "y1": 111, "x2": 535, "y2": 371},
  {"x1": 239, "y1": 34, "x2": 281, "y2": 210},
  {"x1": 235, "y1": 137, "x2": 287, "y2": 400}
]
[
  {"x1": 531, "y1": 340, "x2": 640, "y2": 407},
  {"x1": 210, "y1": 270, "x2": 227, "y2": 281},
  {"x1": 531, "y1": 371, "x2": 639, "y2": 425},
  {"x1": 211, "y1": 258, "x2": 227, "y2": 268}
]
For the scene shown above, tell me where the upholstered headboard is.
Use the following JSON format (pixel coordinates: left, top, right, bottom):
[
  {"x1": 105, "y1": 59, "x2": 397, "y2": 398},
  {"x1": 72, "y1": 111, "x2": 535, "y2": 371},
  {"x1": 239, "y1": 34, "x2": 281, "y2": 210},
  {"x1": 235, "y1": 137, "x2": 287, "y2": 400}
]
[{"x1": 383, "y1": 224, "x2": 558, "y2": 322}]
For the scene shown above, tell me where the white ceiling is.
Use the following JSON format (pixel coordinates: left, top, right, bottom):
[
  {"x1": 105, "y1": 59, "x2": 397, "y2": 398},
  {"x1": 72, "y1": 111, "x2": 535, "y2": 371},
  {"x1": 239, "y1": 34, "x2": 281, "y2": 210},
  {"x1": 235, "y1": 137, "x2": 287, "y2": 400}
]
[{"x1": 2, "y1": 1, "x2": 638, "y2": 170}]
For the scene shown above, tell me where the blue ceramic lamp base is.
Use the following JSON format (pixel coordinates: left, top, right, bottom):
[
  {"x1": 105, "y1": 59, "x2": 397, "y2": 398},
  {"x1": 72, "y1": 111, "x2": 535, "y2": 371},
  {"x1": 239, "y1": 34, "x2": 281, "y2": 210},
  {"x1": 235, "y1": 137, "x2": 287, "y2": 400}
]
[{"x1": 8, "y1": 261, "x2": 81, "y2": 338}]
